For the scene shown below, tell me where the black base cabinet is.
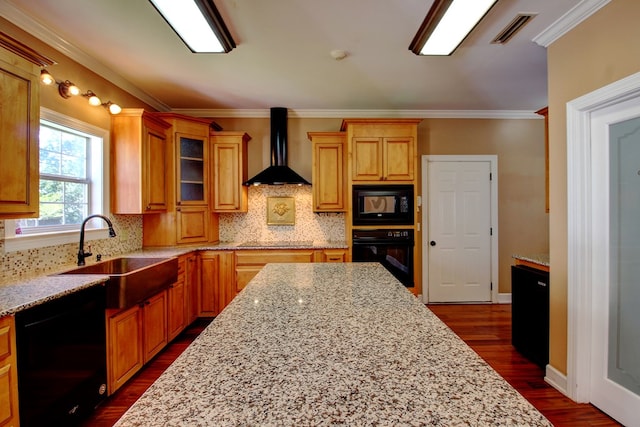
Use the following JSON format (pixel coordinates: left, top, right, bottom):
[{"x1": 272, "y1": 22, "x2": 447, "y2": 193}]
[{"x1": 511, "y1": 265, "x2": 549, "y2": 369}]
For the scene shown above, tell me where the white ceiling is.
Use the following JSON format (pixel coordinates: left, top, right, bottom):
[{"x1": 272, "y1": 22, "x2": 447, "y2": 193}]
[{"x1": 2, "y1": 0, "x2": 600, "y2": 116}]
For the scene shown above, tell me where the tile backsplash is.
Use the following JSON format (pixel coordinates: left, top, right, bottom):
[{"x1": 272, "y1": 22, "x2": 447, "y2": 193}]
[
  {"x1": 219, "y1": 185, "x2": 345, "y2": 243},
  {"x1": 0, "y1": 215, "x2": 143, "y2": 285}
]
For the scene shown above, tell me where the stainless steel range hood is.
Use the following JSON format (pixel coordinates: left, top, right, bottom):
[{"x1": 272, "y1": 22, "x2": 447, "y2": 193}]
[{"x1": 243, "y1": 107, "x2": 311, "y2": 186}]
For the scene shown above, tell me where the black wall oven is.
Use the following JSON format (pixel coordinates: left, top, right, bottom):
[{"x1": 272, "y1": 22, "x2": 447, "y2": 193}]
[{"x1": 352, "y1": 229, "x2": 414, "y2": 287}]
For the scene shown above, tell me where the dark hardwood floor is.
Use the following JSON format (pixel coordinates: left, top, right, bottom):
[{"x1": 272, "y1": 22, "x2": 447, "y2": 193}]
[{"x1": 84, "y1": 305, "x2": 621, "y2": 426}]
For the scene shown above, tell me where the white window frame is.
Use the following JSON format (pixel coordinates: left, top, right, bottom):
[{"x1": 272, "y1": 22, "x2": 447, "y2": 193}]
[{"x1": 3, "y1": 108, "x2": 111, "y2": 253}]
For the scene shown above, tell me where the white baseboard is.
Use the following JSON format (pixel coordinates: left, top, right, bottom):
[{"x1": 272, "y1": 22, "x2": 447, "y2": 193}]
[
  {"x1": 497, "y1": 292, "x2": 511, "y2": 304},
  {"x1": 545, "y1": 364, "x2": 569, "y2": 397}
]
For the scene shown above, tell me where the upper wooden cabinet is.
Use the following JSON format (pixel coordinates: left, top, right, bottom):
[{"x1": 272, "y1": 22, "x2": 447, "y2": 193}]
[
  {"x1": 111, "y1": 109, "x2": 172, "y2": 214},
  {"x1": 341, "y1": 119, "x2": 420, "y2": 183},
  {"x1": 211, "y1": 131, "x2": 251, "y2": 212},
  {"x1": 143, "y1": 113, "x2": 220, "y2": 246},
  {"x1": 0, "y1": 33, "x2": 53, "y2": 219},
  {"x1": 151, "y1": 113, "x2": 212, "y2": 207},
  {"x1": 307, "y1": 132, "x2": 346, "y2": 212}
]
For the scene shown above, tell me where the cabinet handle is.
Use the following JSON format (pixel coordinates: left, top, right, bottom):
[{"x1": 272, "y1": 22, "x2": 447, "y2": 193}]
[{"x1": 146, "y1": 205, "x2": 151, "y2": 211}]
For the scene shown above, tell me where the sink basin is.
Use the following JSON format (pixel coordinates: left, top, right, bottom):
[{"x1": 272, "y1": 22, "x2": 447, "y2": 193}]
[{"x1": 58, "y1": 257, "x2": 178, "y2": 309}]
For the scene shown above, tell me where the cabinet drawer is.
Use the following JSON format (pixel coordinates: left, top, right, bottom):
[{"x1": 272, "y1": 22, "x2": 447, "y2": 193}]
[
  {"x1": 235, "y1": 266, "x2": 262, "y2": 291},
  {"x1": 0, "y1": 320, "x2": 12, "y2": 361},
  {"x1": 235, "y1": 250, "x2": 315, "y2": 265},
  {"x1": 322, "y1": 249, "x2": 347, "y2": 262}
]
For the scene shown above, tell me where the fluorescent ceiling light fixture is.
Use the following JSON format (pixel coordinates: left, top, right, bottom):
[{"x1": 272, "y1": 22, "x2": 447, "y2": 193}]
[
  {"x1": 149, "y1": 0, "x2": 235, "y2": 53},
  {"x1": 409, "y1": 0, "x2": 497, "y2": 56}
]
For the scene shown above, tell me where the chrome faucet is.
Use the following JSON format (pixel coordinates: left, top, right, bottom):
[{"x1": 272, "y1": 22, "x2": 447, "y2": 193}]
[{"x1": 78, "y1": 214, "x2": 117, "y2": 266}]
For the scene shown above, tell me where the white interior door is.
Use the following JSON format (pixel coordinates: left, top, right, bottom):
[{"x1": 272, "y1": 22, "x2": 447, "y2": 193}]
[
  {"x1": 567, "y1": 74, "x2": 640, "y2": 426},
  {"x1": 425, "y1": 158, "x2": 493, "y2": 302},
  {"x1": 590, "y1": 108, "x2": 640, "y2": 426}
]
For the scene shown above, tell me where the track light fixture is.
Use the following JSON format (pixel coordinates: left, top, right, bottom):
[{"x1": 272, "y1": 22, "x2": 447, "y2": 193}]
[
  {"x1": 39, "y1": 68, "x2": 122, "y2": 114},
  {"x1": 102, "y1": 101, "x2": 122, "y2": 115},
  {"x1": 40, "y1": 69, "x2": 55, "y2": 85},
  {"x1": 82, "y1": 90, "x2": 102, "y2": 106},
  {"x1": 58, "y1": 80, "x2": 80, "y2": 98}
]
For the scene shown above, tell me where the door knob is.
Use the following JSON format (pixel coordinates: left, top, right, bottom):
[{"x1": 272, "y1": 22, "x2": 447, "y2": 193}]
[{"x1": 430, "y1": 241, "x2": 436, "y2": 246}]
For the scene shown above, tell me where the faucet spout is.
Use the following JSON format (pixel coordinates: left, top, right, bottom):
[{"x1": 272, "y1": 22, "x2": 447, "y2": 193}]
[{"x1": 78, "y1": 214, "x2": 117, "y2": 266}]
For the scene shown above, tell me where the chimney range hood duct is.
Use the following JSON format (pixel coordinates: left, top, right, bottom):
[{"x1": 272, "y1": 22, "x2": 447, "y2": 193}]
[{"x1": 243, "y1": 107, "x2": 311, "y2": 186}]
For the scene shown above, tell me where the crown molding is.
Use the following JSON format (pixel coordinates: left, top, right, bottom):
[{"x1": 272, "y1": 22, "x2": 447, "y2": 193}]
[
  {"x1": 533, "y1": 0, "x2": 611, "y2": 48},
  {"x1": 0, "y1": 0, "x2": 170, "y2": 112},
  {"x1": 173, "y1": 108, "x2": 542, "y2": 120}
]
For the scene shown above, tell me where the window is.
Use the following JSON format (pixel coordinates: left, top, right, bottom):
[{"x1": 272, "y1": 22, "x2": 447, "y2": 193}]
[{"x1": 4, "y1": 108, "x2": 110, "y2": 251}]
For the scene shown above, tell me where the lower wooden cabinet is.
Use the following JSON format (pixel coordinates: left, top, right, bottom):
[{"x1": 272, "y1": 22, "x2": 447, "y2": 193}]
[
  {"x1": 185, "y1": 252, "x2": 200, "y2": 324},
  {"x1": 0, "y1": 315, "x2": 19, "y2": 427},
  {"x1": 321, "y1": 249, "x2": 349, "y2": 262},
  {"x1": 199, "y1": 251, "x2": 234, "y2": 316},
  {"x1": 168, "y1": 275, "x2": 186, "y2": 342},
  {"x1": 235, "y1": 249, "x2": 317, "y2": 292},
  {"x1": 106, "y1": 290, "x2": 168, "y2": 395}
]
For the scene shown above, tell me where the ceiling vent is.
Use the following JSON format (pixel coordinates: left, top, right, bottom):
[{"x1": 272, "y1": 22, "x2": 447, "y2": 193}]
[{"x1": 491, "y1": 13, "x2": 536, "y2": 44}]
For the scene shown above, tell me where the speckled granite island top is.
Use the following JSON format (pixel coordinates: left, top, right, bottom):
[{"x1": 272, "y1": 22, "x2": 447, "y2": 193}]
[{"x1": 115, "y1": 263, "x2": 551, "y2": 426}]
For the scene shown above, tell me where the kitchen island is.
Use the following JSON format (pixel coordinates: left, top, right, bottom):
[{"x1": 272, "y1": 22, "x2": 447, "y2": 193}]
[{"x1": 115, "y1": 263, "x2": 551, "y2": 426}]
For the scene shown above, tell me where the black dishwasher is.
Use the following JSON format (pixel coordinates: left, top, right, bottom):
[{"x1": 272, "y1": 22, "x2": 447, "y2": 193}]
[
  {"x1": 511, "y1": 265, "x2": 549, "y2": 369},
  {"x1": 15, "y1": 285, "x2": 107, "y2": 426}
]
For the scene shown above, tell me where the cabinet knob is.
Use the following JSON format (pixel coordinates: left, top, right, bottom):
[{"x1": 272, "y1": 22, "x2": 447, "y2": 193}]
[{"x1": 430, "y1": 241, "x2": 436, "y2": 246}]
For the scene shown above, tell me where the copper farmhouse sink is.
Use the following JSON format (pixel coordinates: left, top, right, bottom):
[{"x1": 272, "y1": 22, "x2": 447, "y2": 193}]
[{"x1": 58, "y1": 257, "x2": 178, "y2": 309}]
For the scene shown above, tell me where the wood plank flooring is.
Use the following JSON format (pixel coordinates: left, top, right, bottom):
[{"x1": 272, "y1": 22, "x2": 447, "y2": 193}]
[{"x1": 84, "y1": 305, "x2": 621, "y2": 426}]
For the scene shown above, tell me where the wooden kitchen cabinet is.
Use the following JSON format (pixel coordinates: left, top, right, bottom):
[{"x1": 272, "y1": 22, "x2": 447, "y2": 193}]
[
  {"x1": 0, "y1": 315, "x2": 19, "y2": 427},
  {"x1": 341, "y1": 119, "x2": 420, "y2": 182},
  {"x1": 351, "y1": 136, "x2": 414, "y2": 181},
  {"x1": 235, "y1": 249, "x2": 316, "y2": 292},
  {"x1": 106, "y1": 289, "x2": 168, "y2": 394},
  {"x1": 211, "y1": 132, "x2": 251, "y2": 212},
  {"x1": 143, "y1": 113, "x2": 221, "y2": 246},
  {"x1": 199, "y1": 251, "x2": 235, "y2": 316},
  {"x1": 185, "y1": 252, "x2": 200, "y2": 324},
  {"x1": 111, "y1": 109, "x2": 172, "y2": 214},
  {"x1": 321, "y1": 249, "x2": 348, "y2": 262},
  {"x1": 176, "y1": 205, "x2": 210, "y2": 244},
  {"x1": 307, "y1": 132, "x2": 346, "y2": 212},
  {"x1": 0, "y1": 33, "x2": 53, "y2": 219},
  {"x1": 167, "y1": 273, "x2": 186, "y2": 342},
  {"x1": 106, "y1": 304, "x2": 143, "y2": 394}
]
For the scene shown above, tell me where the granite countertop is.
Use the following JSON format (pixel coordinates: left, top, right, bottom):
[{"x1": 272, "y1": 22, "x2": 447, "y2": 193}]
[
  {"x1": 0, "y1": 241, "x2": 347, "y2": 317},
  {"x1": 513, "y1": 253, "x2": 550, "y2": 267},
  {"x1": 115, "y1": 263, "x2": 551, "y2": 426}
]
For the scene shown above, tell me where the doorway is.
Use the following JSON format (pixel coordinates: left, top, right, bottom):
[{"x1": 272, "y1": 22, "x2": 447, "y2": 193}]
[
  {"x1": 567, "y1": 71, "x2": 640, "y2": 426},
  {"x1": 421, "y1": 155, "x2": 498, "y2": 303}
]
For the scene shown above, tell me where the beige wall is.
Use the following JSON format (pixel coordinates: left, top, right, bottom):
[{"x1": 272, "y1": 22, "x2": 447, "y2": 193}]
[
  {"x1": 547, "y1": 0, "x2": 640, "y2": 374},
  {"x1": 418, "y1": 118, "x2": 548, "y2": 294}
]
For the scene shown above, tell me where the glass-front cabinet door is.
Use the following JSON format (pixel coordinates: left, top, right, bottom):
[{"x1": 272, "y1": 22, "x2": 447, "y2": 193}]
[{"x1": 176, "y1": 133, "x2": 208, "y2": 205}]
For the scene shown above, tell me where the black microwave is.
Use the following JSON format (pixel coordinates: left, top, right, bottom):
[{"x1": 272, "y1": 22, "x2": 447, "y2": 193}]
[{"x1": 352, "y1": 185, "x2": 414, "y2": 225}]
